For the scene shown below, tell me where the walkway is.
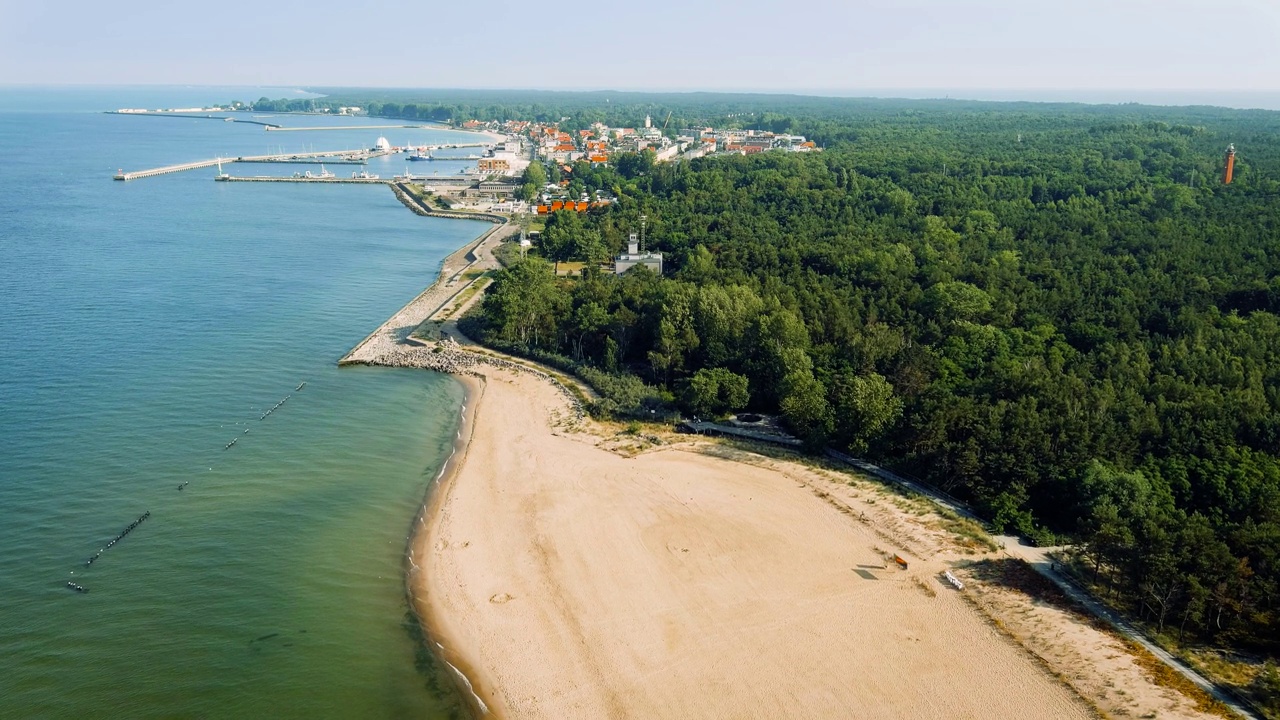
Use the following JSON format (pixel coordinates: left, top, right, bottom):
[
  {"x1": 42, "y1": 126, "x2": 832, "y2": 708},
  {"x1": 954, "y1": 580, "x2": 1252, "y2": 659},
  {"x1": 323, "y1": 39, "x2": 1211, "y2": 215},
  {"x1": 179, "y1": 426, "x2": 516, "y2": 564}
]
[{"x1": 997, "y1": 536, "x2": 1259, "y2": 720}]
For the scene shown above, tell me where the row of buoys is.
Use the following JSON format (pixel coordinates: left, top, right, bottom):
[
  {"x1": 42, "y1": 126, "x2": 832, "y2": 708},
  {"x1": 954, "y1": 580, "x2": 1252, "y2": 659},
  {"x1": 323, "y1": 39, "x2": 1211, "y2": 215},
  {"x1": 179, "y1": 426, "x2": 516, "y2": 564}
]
[
  {"x1": 296, "y1": 382, "x2": 306, "y2": 391},
  {"x1": 85, "y1": 511, "x2": 150, "y2": 566},
  {"x1": 225, "y1": 437, "x2": 238, "y2": 450},
  {"x1": 66, "y1": 582, "x2": 88, "y2": 593}
]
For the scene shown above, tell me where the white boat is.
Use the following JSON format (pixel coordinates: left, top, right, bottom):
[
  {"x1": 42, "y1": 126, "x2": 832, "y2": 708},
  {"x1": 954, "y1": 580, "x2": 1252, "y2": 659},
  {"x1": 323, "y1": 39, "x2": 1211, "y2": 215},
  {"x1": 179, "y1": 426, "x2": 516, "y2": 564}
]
[
  {"x1": 351, "y1": 170, "x2": 379, "y2": 179},
  {"x1": 293, "y1": 165, "x2": 336, "y2": 180}
]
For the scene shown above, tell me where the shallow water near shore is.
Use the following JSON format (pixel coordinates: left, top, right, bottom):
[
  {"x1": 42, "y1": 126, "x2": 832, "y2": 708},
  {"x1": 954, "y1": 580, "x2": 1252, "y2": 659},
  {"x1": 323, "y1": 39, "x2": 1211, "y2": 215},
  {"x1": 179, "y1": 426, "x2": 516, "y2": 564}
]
[{"x1": 0, "y1": 87, "x2": 482, "y2": 718}]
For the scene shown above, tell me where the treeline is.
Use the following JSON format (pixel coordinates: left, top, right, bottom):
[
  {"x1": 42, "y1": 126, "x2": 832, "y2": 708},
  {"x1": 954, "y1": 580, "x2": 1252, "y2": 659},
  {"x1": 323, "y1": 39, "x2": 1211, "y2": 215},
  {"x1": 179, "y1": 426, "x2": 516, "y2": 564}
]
[
  {"x1": 248, "y1": 97, "x2": 318, "y2": 112},
  {"x1": 469, "y1": 103, "x2": 1280, "y2": 653}
]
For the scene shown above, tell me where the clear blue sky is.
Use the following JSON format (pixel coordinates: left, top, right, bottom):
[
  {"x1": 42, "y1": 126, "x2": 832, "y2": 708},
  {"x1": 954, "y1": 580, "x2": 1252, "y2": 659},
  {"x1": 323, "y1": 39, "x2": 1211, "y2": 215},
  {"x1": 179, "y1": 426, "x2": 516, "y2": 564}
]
[{"x1": 3, "y1": 0, "x2": 1279, "y2": 92}]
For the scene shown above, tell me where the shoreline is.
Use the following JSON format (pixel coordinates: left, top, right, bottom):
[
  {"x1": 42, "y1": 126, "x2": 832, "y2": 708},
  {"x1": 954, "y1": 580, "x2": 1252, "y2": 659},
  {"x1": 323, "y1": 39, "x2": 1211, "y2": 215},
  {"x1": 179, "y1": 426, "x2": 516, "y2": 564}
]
[
  {"x1": 348, "y1": 192, "x2": 1121, "y2": 720},
  {"x1": 346, "y1": 211, "x2": 1091, "y2": 716},
  {"x1": 405, "y1": 364, "x2": 1100, "y2": 719},
  {"x1": 404, "y1": 373, "x2": 493, "y2": 718}
]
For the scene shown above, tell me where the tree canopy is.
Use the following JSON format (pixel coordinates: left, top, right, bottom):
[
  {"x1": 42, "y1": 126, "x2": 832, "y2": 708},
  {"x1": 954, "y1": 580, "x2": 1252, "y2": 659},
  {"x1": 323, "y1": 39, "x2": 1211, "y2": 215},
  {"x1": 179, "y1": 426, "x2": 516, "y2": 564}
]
[{"x1": 464, "y1": 97, "x2": 1280, "y2": 656}]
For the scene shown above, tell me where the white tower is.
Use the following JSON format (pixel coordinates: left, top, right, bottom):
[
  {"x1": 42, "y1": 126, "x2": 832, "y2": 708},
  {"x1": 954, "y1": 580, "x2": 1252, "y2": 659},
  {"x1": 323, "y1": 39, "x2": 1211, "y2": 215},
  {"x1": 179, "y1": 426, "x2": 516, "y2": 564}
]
[{"x1": 645, "y1": 115, "x2": 652, "y2": 129}]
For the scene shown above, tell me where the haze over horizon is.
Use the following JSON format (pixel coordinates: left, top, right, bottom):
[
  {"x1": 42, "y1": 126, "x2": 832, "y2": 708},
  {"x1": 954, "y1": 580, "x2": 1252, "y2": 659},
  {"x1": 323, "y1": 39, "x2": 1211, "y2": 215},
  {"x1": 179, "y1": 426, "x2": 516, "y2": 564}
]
[{"x1": 4, "y1": 0, "x2": 1280, "y2": 98}]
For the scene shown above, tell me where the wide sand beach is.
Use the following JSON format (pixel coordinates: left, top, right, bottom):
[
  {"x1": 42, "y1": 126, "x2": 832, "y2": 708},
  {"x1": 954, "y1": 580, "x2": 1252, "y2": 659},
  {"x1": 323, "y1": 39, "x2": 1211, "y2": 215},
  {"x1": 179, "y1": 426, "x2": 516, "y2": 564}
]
[{"x1": 409, "y1": 365, "x2": 1099, "y2": 719}]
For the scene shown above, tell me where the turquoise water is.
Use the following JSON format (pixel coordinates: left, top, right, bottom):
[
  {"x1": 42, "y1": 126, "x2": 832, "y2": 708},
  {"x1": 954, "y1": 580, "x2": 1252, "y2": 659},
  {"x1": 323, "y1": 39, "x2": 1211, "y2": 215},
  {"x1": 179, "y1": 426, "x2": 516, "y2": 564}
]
[{"x1": 0, "y1": 88, "x2": 484, "y2": 718}]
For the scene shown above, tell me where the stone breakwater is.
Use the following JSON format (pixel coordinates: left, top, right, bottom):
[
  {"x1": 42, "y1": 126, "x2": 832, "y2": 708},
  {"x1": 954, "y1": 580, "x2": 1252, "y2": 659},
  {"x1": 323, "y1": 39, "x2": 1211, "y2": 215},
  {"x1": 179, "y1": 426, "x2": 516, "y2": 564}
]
[
  {"x1": 347, "y1": 337, "x2": 587, "y2": 424},
  {"x1": 388, "y1": 183, "x2": 506, "y2": 223}
]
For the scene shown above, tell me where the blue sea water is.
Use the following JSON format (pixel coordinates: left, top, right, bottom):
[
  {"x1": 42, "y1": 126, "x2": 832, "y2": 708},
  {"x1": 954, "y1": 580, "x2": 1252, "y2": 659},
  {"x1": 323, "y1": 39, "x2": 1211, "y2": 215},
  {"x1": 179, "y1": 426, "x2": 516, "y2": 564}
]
[{"x1": 0, "y1": 88, "x2": 486, "y2": 718}]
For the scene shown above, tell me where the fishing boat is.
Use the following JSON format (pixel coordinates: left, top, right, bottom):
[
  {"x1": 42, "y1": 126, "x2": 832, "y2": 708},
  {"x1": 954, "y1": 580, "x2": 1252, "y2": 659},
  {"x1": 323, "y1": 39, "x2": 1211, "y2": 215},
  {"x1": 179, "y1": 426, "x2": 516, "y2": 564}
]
[{"x1": 293, "y1": 165, "x2": 336, "y2": 179}]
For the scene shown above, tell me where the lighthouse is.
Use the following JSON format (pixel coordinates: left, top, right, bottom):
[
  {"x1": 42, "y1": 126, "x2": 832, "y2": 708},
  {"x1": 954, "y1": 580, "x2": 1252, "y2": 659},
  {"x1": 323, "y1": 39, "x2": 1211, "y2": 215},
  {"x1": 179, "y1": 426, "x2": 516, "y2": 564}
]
[{"x1": 1224, "y1": 144, "x2": 1237, "y2": 185}]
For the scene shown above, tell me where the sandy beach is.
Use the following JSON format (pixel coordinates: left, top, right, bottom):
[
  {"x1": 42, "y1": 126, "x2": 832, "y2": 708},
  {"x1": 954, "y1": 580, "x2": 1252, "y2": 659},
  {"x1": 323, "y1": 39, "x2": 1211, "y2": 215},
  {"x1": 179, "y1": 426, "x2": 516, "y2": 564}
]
[
  {"x1": 410, "y1": 366, "x2": 1100, "y2": 719},
  {"x1": 341, "y1": 209, "x2": 1211, "y2": 719}
]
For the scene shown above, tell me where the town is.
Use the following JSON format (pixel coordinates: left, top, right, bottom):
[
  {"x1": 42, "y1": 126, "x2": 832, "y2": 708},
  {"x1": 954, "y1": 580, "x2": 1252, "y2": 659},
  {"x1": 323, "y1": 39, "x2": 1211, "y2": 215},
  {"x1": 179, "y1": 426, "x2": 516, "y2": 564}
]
[{"x1": 435, "y1": 113, "x2": 820, "y2": 217}]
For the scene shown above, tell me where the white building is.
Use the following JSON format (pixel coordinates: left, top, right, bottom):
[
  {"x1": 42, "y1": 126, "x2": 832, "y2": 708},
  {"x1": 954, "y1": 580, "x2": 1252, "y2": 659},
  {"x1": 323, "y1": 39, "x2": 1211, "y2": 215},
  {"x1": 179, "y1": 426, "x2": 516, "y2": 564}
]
[{"x1": 615, "y1": 233, "x2": 663, "y2": 275}]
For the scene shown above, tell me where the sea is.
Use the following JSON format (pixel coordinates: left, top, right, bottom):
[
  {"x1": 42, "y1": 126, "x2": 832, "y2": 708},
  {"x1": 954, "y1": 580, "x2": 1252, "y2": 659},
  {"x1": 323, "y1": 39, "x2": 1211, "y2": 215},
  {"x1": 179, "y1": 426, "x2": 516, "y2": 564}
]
[{"x1": 0, "y1": 87, "x2": 487, "y2": 718}]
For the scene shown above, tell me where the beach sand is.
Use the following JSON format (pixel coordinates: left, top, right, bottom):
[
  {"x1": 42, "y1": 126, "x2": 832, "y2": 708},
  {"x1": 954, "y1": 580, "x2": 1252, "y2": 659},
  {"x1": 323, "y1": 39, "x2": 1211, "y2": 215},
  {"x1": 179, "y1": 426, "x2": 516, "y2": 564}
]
[{"x1": 411, "y1": 367, "x2": 1098, "y2": 719}]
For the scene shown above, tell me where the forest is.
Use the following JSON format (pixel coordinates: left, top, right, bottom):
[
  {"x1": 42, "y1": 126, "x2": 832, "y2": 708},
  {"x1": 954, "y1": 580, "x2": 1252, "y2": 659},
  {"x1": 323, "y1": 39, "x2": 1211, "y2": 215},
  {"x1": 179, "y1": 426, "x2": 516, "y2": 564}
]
[{"x1": 462, "y1": 99, "x2": 1280, "y2": 667}]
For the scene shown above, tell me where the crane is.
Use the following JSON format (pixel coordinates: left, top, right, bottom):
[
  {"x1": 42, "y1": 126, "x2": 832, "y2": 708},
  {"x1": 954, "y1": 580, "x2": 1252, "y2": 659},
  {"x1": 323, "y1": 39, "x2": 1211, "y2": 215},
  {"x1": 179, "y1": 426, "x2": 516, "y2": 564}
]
[{"x1": 661, "y1": 111, "x2": 673, "y2": 131}]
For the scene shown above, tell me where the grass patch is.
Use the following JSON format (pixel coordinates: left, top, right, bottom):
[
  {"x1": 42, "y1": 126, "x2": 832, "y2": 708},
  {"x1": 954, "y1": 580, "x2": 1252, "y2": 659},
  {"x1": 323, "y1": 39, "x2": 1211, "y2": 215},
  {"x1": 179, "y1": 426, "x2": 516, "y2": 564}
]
[
  {"x1": 971, "y1": 559, "x2": 1239, "y2": 718},
  {"x1": 1120, "y1": 639, "x2": 1237, "y2": 718},
  {"x1": 553, "y1": 261, "x2": 587, "y2": 276},
  {"x1": 493, "y1": 241, "x2": 524, "y2": 268},
  {"x1": 437, "y1": 279, "x2": 489, "y2": 320},
  {"x1": 938, "y1": 510, "x2": 999, "y2": 552}
]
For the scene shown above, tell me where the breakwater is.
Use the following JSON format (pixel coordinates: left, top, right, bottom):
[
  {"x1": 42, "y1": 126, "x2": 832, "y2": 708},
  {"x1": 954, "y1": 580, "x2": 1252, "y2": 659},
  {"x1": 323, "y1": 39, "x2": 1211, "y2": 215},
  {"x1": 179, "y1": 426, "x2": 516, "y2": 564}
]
[
  {"x1": 216, "y1": 176, "x2": 389, "y2": 184},
  {"x1": 114, "y1": 149, "x2": 381, "y2": 181},
  {"x1": 105, "y1": 111, "x2": 281, "y2": 128},
  {"x1": 345, "y1": 338, "x2": 586, "y2": 423},
  {"x1": 62, "y1": 381, "x2": 307, "y2": 590},
  {"x1": 388, "y1": 183, "x2": 506, "y2": 223},
  {"x1": 338, "y1": 220, "x2": 511, "y2": 368},
  {"x1": 72, "y1": 510, "x2": 153, "y2": 590}
]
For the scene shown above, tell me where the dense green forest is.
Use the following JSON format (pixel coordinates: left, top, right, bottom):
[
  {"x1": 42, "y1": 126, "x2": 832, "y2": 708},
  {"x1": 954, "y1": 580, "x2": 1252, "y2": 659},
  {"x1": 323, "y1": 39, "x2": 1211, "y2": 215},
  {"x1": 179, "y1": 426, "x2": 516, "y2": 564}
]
[{"x1": 463, "y1": 101, "x2": 1280, "y2": 662}]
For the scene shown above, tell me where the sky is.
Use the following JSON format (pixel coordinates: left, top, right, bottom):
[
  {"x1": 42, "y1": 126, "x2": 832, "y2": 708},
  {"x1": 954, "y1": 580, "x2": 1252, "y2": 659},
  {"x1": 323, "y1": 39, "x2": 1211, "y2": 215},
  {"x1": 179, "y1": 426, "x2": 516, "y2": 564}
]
[{"x1": 3, "y1": 0, "x2": 1280, "y2": 94}]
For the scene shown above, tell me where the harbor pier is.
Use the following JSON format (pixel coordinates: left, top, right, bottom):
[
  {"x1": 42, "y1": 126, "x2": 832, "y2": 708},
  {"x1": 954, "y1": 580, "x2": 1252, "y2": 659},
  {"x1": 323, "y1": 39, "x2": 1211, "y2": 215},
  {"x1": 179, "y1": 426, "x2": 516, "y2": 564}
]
[{"x1": 114, "y1": 149, "x2": 381, "y2": 181}]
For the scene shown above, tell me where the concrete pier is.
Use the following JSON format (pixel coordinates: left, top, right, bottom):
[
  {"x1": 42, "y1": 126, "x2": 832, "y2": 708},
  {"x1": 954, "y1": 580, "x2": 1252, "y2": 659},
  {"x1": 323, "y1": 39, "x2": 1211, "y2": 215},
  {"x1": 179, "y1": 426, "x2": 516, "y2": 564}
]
[
  {"x1": 114, "y1": 149, "x2": 378, "y2": 181},
  {"x1": 266, "y1": 124, "x2": 431, "y2": 132},
  {"x1": 114, "y1": 159, "x2": 228, "y2": 181},
  {"x1": 215, "y1": 176, "x2": 389, "y2": 184}
]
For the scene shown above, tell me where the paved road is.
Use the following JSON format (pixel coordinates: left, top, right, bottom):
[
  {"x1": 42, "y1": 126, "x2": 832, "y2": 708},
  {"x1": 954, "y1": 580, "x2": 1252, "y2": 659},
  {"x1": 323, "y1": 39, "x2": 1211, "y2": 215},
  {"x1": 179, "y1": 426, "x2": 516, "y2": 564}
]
[{"x1": 996, "y1": 536, "x2": 1258, "y2": 720}]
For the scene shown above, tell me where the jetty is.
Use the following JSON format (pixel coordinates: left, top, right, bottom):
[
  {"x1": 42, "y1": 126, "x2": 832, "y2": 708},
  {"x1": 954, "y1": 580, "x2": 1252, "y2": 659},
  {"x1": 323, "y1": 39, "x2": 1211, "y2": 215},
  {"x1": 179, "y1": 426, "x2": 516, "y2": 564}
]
[
  {"x1": 114, "y1": 158, "x2": 229, "y2": 181},
  {"x1": 266, "y1": 124, "x2": 431, "y2": 132},
  {"x1": 114, "y1": 148, "x2": 382, "y2": 181},
  {"x1": 215, "y1": 176, "x2": 388, "y2": 184},
  {"x1": 104, "y1": 111, "x2": 281, "y2": 128}
]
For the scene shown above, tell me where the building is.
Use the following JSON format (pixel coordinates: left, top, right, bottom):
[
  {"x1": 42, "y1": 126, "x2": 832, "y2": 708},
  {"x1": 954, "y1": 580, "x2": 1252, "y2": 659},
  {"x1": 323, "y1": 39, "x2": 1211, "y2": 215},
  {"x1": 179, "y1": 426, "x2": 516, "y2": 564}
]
[{"x1": 615, "y1": 233, "x2": 663, "y2": 275}]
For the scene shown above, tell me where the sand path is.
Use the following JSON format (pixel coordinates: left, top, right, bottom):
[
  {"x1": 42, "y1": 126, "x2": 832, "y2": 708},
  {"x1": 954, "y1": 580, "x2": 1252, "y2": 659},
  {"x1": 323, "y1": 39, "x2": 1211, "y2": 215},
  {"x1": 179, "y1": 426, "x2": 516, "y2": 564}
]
[{"x1": 415, "y1": 368, "x2": 1096, "y2": 719}]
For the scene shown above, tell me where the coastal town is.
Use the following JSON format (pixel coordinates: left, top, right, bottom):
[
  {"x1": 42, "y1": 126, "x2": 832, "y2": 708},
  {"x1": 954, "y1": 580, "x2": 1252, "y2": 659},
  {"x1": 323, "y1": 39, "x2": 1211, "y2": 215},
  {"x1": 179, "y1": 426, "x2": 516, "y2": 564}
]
[{"x1": 91, "y1": 95, "x2": 1278, "y2": 720}]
